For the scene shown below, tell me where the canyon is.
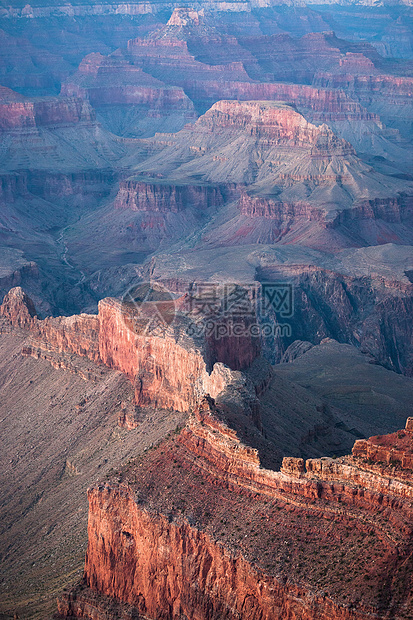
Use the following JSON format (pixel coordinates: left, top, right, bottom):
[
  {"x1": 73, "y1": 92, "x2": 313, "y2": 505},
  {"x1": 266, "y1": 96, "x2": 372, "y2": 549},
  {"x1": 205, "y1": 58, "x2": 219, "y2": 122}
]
[
  {"x1": 1, "y1": 1, "x2": 413, "y2": 618},
  {"x1": 2, "y1": 282, "x2": 413, "y2": 618}
]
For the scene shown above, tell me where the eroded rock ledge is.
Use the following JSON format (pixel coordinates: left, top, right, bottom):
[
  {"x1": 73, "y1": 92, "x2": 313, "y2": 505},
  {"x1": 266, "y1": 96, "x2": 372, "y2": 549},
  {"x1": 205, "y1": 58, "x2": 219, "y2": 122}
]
[
  {"x1": 56, "y1": 397, "x2": 413, "y2": 620},
  {"x1": 0, "y1": 287, "x2": 264, "y2": 413}
]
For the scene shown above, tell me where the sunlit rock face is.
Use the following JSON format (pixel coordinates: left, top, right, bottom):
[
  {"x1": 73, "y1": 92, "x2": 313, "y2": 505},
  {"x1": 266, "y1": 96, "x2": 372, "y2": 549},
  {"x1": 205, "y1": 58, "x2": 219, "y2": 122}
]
[
  {"x1": 57, "y1": 400, "x2": 413, "y2": 620},
  {"x1": 0, "y1": 287, "x2": 262, "y2": 411}
]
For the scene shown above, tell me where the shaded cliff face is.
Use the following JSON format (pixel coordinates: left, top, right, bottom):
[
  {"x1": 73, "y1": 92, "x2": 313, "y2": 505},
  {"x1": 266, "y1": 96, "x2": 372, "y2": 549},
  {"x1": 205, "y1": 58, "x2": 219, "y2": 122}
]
[
  {"x1": 57, "y1": 400, "x2": 413, "y2": 620},
  {"x1": 0, "y1": 94, "x2": 96, "y2": 131},
  {"x1": 62, "y1": 53, "x2": 196, "y2": 137},
  {"x1": 270, "y1": 265, "x2": 413, "y2": 375}
]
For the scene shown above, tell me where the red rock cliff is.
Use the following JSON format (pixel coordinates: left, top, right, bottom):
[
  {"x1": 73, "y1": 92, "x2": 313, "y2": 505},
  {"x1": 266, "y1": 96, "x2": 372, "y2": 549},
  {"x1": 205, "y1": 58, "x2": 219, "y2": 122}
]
[
  {"x1": 56, "y1": 406, "x2": 413, "y2": 620},
  {"x1": 0, "y1": 95, "x2": 95, "y2": 131},
  {"x1": 57, "y1": 485, "x2": 374, "y2": 620},
  {"x1": 114, "y1": 180, "x2": 224, "y2": 213},
  {"x1": 0, "y1": 288, "x2": 261, "y2": 412}
]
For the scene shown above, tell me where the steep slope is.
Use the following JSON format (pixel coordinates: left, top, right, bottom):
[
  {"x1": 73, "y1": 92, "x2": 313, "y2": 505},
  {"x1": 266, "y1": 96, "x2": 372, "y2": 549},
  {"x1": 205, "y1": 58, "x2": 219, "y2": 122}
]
[
  {"x1": 2, "y1": 285, "x2": 413, "y2": 618},
  {"x1": 149, "y1": 242, "x2": 413, "y2": 375},
  {"x1": 57, "y1": 400, "x2": 413, "y2": 620},
  {"x1": 0, "y1": 326, "x2": 187, "y2": 620},
  {"x1": 121, "y1": 100, "x2": 413, "y2": 250},
  {"x1": 61, "y1": 52, "x2": 196, "y2": 138}
]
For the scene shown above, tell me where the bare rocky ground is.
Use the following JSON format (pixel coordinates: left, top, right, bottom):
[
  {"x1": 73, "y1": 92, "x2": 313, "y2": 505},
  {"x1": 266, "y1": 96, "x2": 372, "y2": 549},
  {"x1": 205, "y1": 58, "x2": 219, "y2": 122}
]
[
  {"x1": 271, "y1": 339, "x2": 413, "y2": 441},
  {"x1": 0, "y1": 328, "x2": 186, "y2": 620},
  {"x1": 2, "y1": 319, "x2": 413, "y2": 619}
]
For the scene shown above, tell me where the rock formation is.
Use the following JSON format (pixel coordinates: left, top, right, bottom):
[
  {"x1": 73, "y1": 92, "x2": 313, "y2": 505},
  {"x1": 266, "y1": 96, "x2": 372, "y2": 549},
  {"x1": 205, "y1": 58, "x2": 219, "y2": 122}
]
[
  {"x1": 114, "y1": 180, "x2": 225, "y2": 213},
  {"x1": 0, "y1": 92, "x2": 95, "y2": 131},
  {"x1": 123, "y1": 100, "x2": 413, "y2": 255},
  {"x1": 0, "y1": 287, "x2": 263, "y2": 412},
  {"x1": 56, "y1": 398, "x2": 413, "y2": 620},
  {"x1": 62, "y1": 53, "x2": 196, "y2": 137},
  {"x1": 2, "y1": 4, "x2": 413, "y2": 618},
  {"x1": 352, "y1": 418, "x2": 413, "y2": 471}
]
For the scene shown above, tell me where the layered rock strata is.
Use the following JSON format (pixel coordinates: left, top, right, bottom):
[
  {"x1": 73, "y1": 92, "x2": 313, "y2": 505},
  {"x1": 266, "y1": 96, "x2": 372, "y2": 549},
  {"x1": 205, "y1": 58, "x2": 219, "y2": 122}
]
[
  {"x1": 314, "y1": 71, "x2": 413, "y2": 136},
  {"x1": 256, "y1": 260, "x2": 413, "y2": 374},
  {"x1": 352, "y1": 418, "x2": 413, "y2": 471},
  {"x1": 62, "y1": 53, "x2": 194, "y2": 112},
  {"x1": 0, "y1": 287, "x2": 262, "y2": 412},
  {"x1": 114, "y1": 180, "x2": 225, "y2": 213},
  {"x1": 56, "y1": 400, "x2": 413, "y2": 620},
  {"x1": 0, "y1": 94, "x2": 96, "y2": 131}
]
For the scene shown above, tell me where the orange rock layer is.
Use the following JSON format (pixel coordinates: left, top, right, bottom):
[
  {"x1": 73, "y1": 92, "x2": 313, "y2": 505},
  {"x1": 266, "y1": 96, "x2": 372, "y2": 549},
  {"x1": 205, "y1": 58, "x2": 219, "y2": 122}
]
[
  {"x1": 352, "y1": 418, "x2": 413, "y2": 471},
  {"x1": 0, "y1": 288, "x2": 261, "y2": 412},
  {"x1": 56, "y1": 401, "x2": 413, "y2": 620}
]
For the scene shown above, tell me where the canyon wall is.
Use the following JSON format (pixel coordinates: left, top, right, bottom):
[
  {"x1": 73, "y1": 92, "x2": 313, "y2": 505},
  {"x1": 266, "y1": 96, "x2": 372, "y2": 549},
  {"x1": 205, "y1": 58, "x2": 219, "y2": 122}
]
[
  {"x1": 62, "y1": 54, "x2": 194, "y2": 112},
  {"x1": 0, "y1": 96, "x2": 96, "y2": 131},
  {"x1": 57, "y1": 486, "x2": 373, "y2": 620},
  {"x1": 256, "y1": 263, "x2": 413, "y2": 375},
  {"x1": 180, "y1": 399, "x2": 413, "y2": 507},
  {"x1": 314, "y1": 71, "x2": 413, "y2": 135},
  {"x1": 0, "y1": 287, "x2": 262, "y2": 412},
  {"x1": 56, "y1": 399, "x2": 413, "y2": 620},
  {"x1": 238, "y1": 191, "x2": 413, "y2": 230},
  {"x1": 114, "y1": 180, "x2": 225, "y2": 213}
]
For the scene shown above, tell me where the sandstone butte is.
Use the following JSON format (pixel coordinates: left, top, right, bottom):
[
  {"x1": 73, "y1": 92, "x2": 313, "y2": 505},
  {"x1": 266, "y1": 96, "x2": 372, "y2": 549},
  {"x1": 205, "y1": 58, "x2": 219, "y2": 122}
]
[{"x1": 2, "y1": 286, "x2": 413, "y2": 619}]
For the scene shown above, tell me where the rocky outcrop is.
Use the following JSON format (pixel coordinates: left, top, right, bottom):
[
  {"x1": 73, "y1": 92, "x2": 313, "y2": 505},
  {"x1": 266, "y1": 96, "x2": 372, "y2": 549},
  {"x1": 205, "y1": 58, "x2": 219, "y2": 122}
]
[
  {"x1": 0, "y1": 287, "x2": 37, "y2": 328},
  {"x1": 352, "y1": 418, "x2": 413, "y2": 470},
  {"x1": 256, "y1": 263, "x2": 413, "y2": 375},
  {"x1": 198, "y1": 100, "x2": 355, "y2": 152},
  {"x1": 280, "y1": 340, "x2": 314, "y2": 363},
  {"x1": 57, "y1": 486, "x2": 375, "y2": 620},
  {"x1": 179, "y1": 400, "x2": 413, "y2": 506},
  {"x1": 62, "y1": 54, "x2": 194, "y2": 112},
  {"x1": 314, "y1": 71, "x2": 413, "y2": 136},
  {"x1": 0, "y1": 288, "x2": 262, "y2": 412},
  {"x1": 98, "y1": 297, "x2": 262, "y2": 410},
  {"x1": 56, "y1": 406, "x2": 413, "y2": 620},
  {"x1": 97, "y1": 296, "x2": 208, "y2": 410},
  {"x1": 1, "y1": 289, "x2": 101, "y2": 363},
  {"x1": 114, "y1": 180, "x2": 224, "y2": 213},
  {"x1": 0, "y1": 95, "x2": 95, "y2": 131}
]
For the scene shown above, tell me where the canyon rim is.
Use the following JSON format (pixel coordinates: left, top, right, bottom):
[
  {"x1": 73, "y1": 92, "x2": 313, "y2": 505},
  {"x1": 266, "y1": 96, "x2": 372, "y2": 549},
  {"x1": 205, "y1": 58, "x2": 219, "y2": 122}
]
[{"x1": 0, "y1": 1, "x2": 413, "y2": 619}]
